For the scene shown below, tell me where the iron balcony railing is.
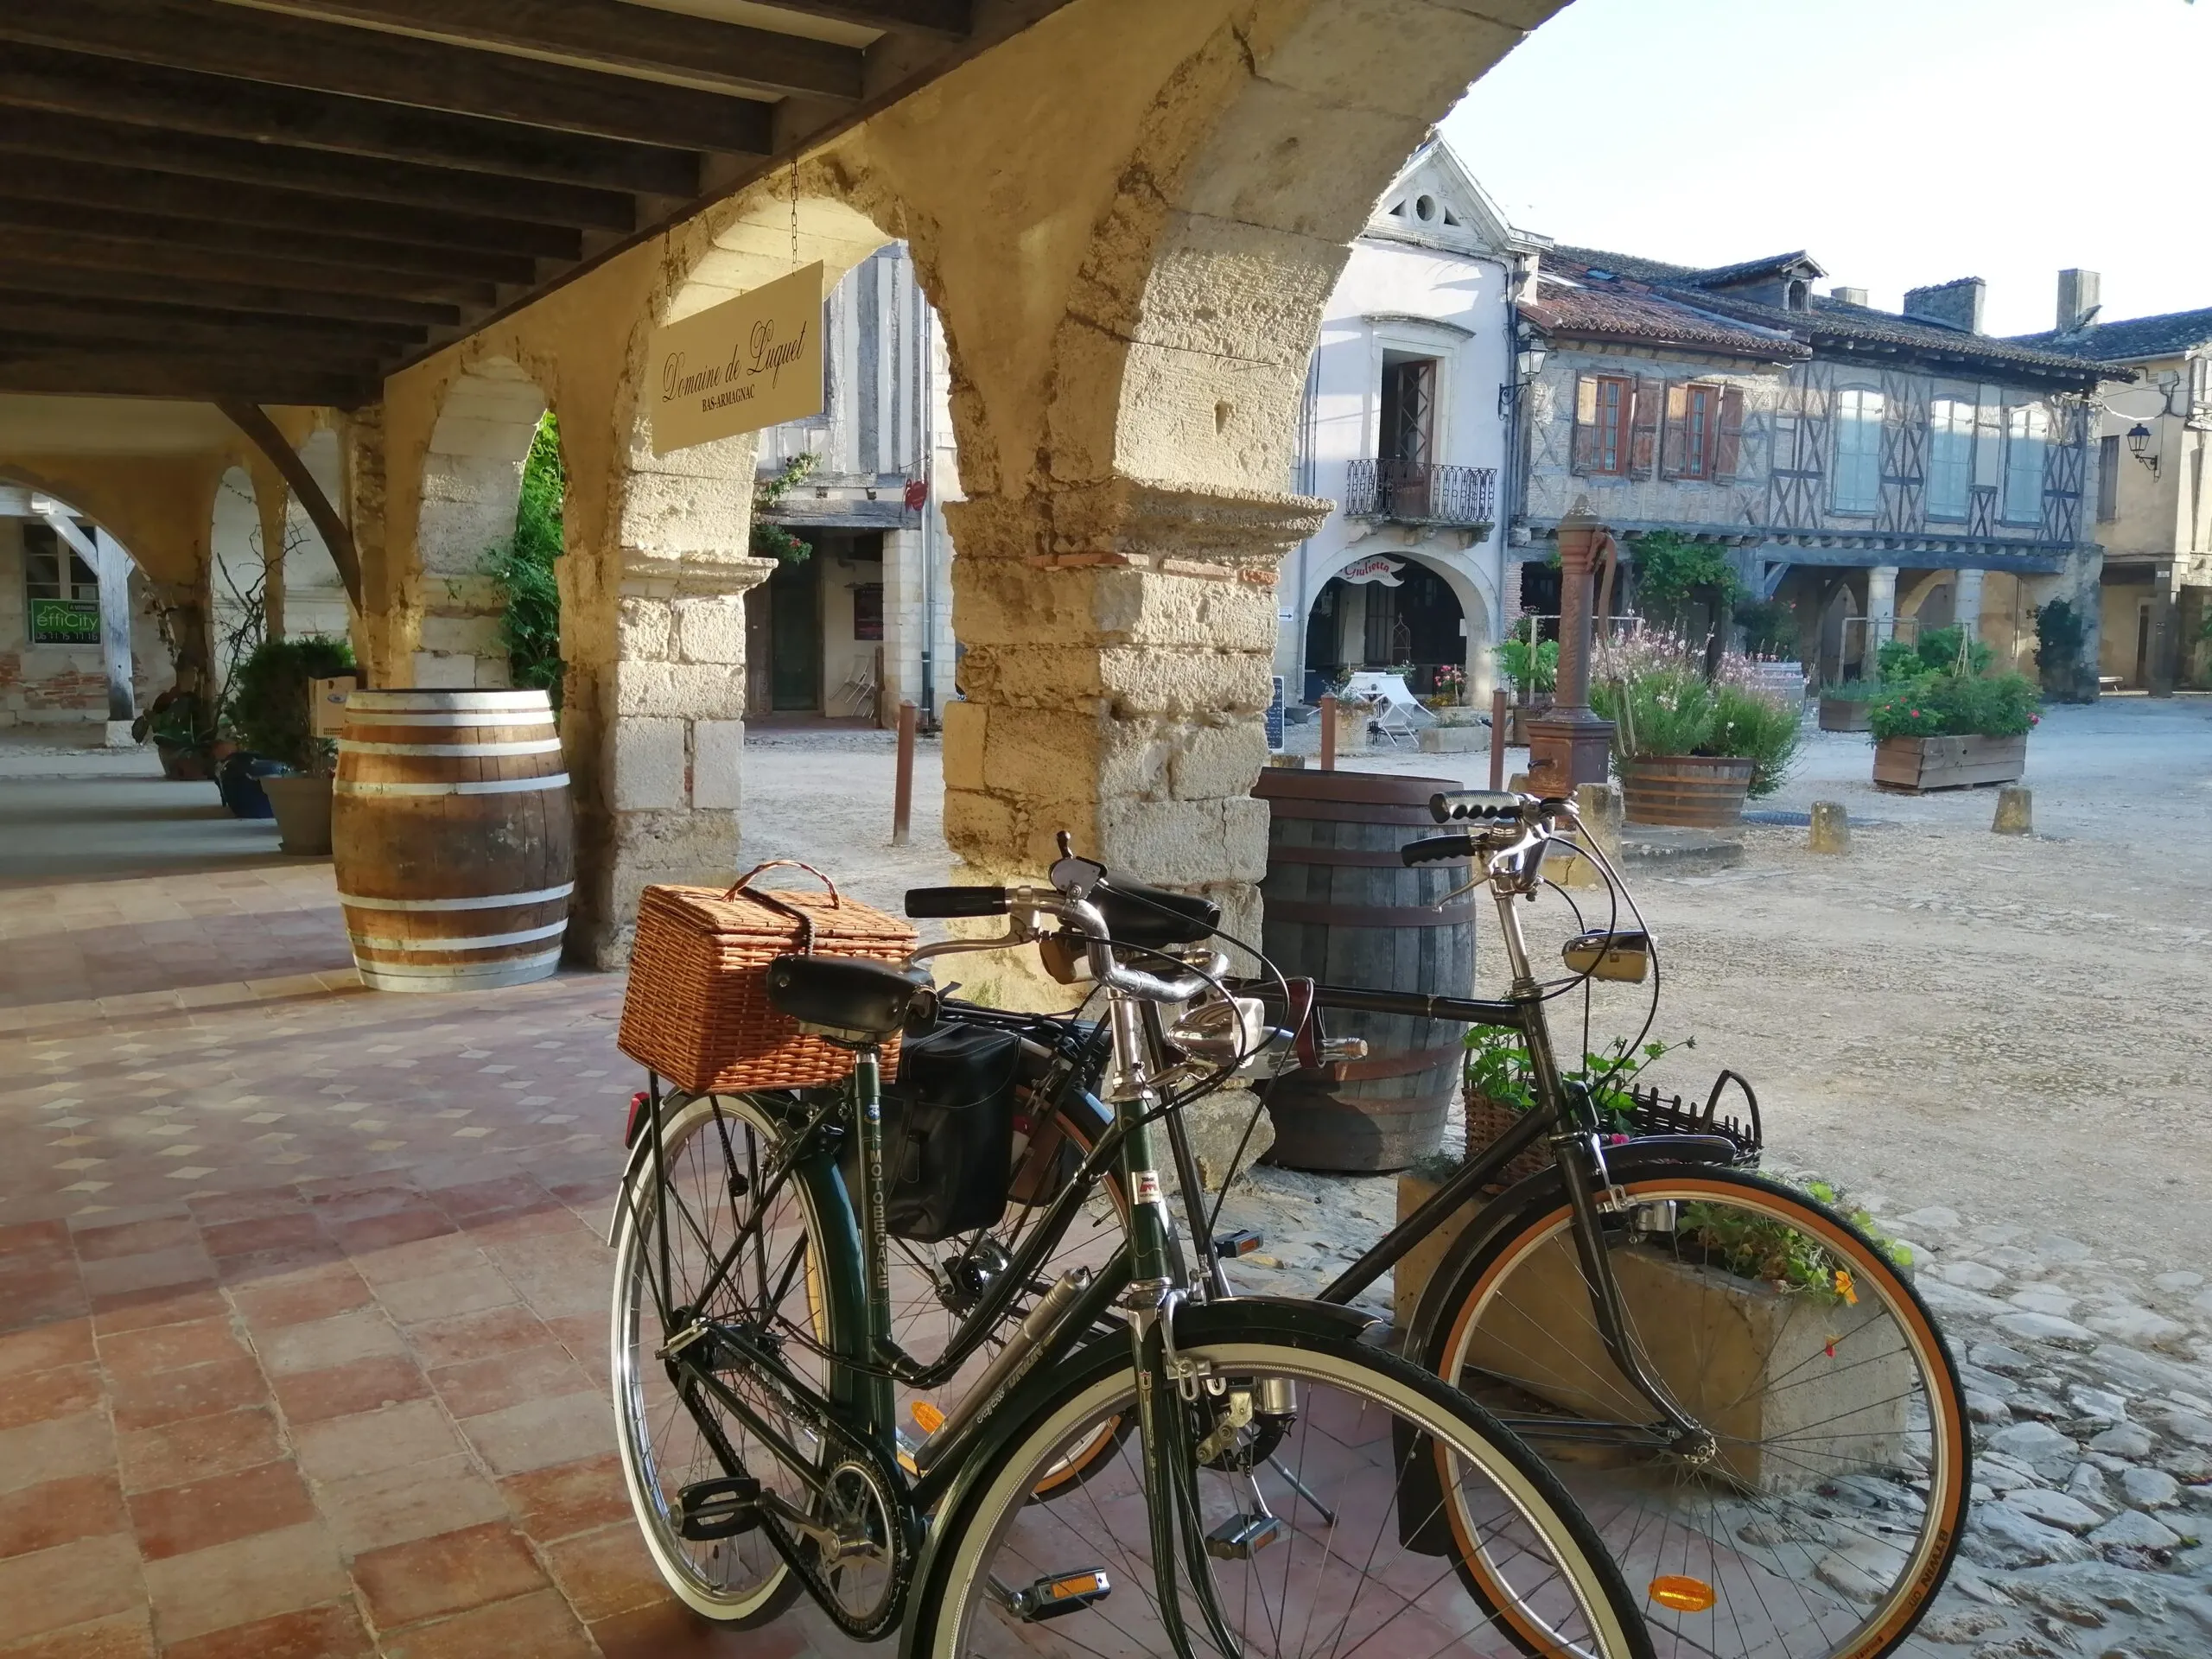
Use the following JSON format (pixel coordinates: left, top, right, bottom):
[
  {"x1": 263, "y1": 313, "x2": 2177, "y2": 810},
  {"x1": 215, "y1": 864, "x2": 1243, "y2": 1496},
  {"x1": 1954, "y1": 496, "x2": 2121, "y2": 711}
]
[{"x1": 1344, "y1": 460, "x2": 1497, "y2": 529}]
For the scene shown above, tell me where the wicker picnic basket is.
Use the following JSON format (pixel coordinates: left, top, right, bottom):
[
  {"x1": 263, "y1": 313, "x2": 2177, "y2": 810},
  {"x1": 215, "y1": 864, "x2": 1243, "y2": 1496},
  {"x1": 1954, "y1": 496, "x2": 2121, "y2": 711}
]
[{"x1": 617, "y1": 861, "x2": 916, "y2": 1094}]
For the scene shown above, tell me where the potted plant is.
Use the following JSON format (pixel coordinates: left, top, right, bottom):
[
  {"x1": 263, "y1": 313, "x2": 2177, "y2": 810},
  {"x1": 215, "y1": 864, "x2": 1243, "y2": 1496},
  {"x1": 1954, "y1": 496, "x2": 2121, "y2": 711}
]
[
  {"x1": 137, "y1": 685, "x2": 218, "y2": 780},
  {"x1": 226, "y1": 635, "x2": 355, "y2": 852},
  {"x1": 1869, "y1": 668, "x2": 2040, "y2": 792},
  {"x1": 1815, "y1": 679, "x2": 1883, "y2": 733},
  {"x1": 1496, "y1": 620, "x2": 1557, "y2": 744},
  {"x1": 1319, "y1": 667, "x2": 1371, "y2": 753},
  {"x1": 1591, "y1": 634, "x2": 1801, "y2": 830}
]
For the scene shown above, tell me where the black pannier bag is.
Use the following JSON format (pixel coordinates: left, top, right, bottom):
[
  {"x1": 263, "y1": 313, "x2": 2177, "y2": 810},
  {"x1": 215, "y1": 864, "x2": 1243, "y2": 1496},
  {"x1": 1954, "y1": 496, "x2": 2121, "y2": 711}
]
[{"x1": 855, "y1": 1022, "x2": 1022, "y2": 1243}]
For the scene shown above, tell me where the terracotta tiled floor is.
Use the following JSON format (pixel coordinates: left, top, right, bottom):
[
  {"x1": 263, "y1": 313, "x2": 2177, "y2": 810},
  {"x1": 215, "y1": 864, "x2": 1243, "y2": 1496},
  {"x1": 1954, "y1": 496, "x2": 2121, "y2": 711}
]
[{"x1": 0, "y1": 860, "x2": 854, "y2": 1657}]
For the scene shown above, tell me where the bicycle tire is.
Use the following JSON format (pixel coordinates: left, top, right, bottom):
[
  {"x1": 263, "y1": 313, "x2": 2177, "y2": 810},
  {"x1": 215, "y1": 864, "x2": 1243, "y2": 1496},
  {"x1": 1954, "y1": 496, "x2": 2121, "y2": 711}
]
[
  {"x1": 610, "y1": 1090, "x2": 830, "y2": 1626},
  {"x1": 916, "y1": 1303, "x2": 1655, "y2": 1659},
  {"x1": 1417, "y1": 1164, "x2": 1969, "y2": 1659}
]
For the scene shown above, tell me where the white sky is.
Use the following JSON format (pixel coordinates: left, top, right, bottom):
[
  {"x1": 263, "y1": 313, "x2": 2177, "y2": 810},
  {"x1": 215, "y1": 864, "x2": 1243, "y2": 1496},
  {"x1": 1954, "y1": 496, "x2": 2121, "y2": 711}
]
[{"x1": 1438, "y1": 0, "x2": 2211, "y2": 338}]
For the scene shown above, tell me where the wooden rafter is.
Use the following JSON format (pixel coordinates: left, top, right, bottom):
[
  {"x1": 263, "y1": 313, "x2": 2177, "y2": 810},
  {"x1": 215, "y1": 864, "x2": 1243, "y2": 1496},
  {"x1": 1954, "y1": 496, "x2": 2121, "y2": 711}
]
[
  {"x1": 750, "y1": 0, "x2": 969, "y2": 37},
  {"x1": 0, "y1": 352, "x2": 378, "y2": 406},
  {"x1": 0, "y1": 155, "x2": 583, "y2": 259},
  {"x1": 220, "y1": 0, "x2": 865, "y2": 103},
  {"x1": 216, "y1": 400, "x2": 367, "y2": 608},
  {"x1": 0, "y1": 0, "x2": 778, "y2": 155},
  {"x1": 0, "y1": 260, "x2": 456, "y2": 330},
  {"x1": 0, "y1": 109, "x2": 636, "y2": 230},
  {"x1": 0, "y1": 296, "x2": 420, "y2": 359},
  {"x1": 0, "y1": 226, "x2": 497, "y2": 306}
]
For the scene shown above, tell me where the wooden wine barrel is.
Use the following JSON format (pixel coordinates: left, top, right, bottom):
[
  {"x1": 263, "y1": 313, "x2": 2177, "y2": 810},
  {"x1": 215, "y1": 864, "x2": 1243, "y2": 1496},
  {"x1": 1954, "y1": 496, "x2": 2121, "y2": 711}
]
[
  {"x1": 330, "y1": 690, "x2": 573, "y2": 992},
  {"x1": 1620, "y1": 754, "x2": 1754, "y2": 829},
  {"x1": 1252, "y1": 767, "x2": 1475, "y2": 1173}
]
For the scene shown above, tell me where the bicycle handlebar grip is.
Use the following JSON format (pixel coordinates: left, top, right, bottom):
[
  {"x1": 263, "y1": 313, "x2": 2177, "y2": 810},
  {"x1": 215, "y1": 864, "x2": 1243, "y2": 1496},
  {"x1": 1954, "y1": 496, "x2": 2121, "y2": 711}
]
[
  {"x1": 1429, "y1": 789, "x2": 1526, "y2": 825},
  {"x1": 903, "y1": 886, "x2": 1010, "y2": 919},
  {"x1": 1402, "y1": 834, "x2": 1478, "y2": 867}
]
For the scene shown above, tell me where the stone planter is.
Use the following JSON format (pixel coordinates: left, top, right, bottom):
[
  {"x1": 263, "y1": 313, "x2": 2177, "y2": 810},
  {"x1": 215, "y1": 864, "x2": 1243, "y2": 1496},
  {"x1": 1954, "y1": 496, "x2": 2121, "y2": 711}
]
[
  {"x1": 1817, "y1": 696, "x2": 1872, "y2": 733},
  {"x1": 1393, "y1": 1174, "x2": 1910, "y2": 1494},
  {"x1": 1504, "y1": 694, "x2": 1552, "y2": 746},
  {"x1": 263, "y1": 773, "x2": 334, "y2": 855},
  {"x1": 1620, "y1": 754, "x2": 1753, "y2": 829},
  {"x1": 1418, "y1": 724, "x2": 1485, "y2": 753},
  {"x1": 1329, "y1": 702, "x2": 1370, "y2": 754},
  {"x1": 1872, "y1": 733, "x2": 2027, "y2": 793}
]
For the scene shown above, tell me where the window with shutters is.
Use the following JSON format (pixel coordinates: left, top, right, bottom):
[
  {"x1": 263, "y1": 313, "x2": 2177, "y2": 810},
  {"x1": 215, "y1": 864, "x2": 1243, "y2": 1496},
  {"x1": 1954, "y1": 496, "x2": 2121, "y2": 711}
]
[
  {"x1": 2096, "y1": 434, "x2": 2121, "y2": 523},
  {"x1": 2002, "y1": 404, "x2": 2049, "y2": 524},
  {"x1": 1927, "y1": 398, "x2": 1975, "y2": 520},
  {"x1": 22, "y1": 523, "x2": 99, "y2": 606},
  {"x1": 1831, "y1": 387, "x2": 1885, "y2": 512},
  {"x1": 1675, "y1": 384, "x2": 1726, "y2": 479},
  {"x1": 1572, "y1": 374, "x2": 1632, "y2": 475}
]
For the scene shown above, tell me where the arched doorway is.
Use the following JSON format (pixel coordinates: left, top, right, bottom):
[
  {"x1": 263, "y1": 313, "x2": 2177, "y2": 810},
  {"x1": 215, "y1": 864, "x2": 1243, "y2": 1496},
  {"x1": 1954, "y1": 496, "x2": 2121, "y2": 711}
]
[{"x1": 1302, "y1": 550, "x2": 1486, "y2": 703}]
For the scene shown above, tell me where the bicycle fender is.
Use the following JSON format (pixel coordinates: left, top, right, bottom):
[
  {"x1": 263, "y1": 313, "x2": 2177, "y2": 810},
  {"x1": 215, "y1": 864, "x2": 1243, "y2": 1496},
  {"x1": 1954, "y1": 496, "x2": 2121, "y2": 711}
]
[
  {"x1": 895, "y1": 1298, "x2": 1376, "y2": 1659},
  {"x1": 1398, "y1": 1141, "x2": 1737, "y2": 1365}
]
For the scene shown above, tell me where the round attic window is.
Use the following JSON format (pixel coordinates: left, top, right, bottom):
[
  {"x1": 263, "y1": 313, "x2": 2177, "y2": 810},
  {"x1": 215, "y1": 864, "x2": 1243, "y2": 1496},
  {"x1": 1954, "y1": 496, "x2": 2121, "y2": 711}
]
[{"x1": 1414, "y1": 194, "x2": 1438, "y2": 222}]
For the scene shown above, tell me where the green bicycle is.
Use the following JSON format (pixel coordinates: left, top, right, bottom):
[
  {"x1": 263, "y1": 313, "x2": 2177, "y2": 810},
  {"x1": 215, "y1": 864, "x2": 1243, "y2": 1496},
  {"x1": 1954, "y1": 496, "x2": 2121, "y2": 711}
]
[{"x1": 608, "y1": 838, "x2": 1656, "y2": 1657}]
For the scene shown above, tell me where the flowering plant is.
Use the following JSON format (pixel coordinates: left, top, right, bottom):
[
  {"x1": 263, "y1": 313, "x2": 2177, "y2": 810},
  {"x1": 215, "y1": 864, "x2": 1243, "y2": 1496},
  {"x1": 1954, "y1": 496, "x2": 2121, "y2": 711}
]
[
  {"x1": 1867, "y1": 671, "x2": 2040, "y2": 740},
  {"x1": 1590, "y1": 630, "x2": 1802, "y2": 798}
]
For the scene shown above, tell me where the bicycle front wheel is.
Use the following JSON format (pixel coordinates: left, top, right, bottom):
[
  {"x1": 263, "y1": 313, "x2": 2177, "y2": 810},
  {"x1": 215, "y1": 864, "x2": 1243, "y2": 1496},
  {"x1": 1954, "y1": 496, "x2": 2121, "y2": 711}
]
[
  {"x1": 1425, "y1": 1166, "x2": 1969, "y2": 1659},
  {"x1": 920, "y1": 1313, "x2": 1653, "y2": 1659}
]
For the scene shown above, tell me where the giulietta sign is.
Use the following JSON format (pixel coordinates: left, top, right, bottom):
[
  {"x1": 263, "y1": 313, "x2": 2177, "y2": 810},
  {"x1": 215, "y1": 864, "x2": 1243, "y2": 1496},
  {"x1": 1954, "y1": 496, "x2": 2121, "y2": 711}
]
[{"x1": 651, "y1": 263, "x2": 825, "y2": 454}]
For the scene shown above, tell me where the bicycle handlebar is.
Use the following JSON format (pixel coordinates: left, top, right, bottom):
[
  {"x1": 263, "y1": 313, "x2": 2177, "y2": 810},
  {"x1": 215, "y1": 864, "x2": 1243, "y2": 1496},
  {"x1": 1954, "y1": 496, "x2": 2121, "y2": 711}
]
[
  {"x1": 1429, "y1": 789, "x2": 1530, "y2": 824},
  {"x1": 1401, "y1": 834, "x2": 1478, "y2": 867},
  {"x1": 905, "y1": 886, "x2": 1010, "y2": 919}
]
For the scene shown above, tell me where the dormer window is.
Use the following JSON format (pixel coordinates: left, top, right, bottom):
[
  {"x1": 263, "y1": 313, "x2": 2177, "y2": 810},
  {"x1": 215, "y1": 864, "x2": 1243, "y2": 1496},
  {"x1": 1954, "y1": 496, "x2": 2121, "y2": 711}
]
[
  {"x1": 1584, "y1": 268, "x2": 1617, "y2": 283},
  {"x1": 1787, "y1": 279, "x2": 1809, "y2": 310}
]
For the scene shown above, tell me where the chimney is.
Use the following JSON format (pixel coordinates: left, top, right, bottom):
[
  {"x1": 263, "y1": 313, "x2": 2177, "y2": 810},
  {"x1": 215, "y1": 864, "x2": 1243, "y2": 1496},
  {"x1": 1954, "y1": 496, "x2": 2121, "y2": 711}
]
[
  {"x1": 1830, "y1": 285, "x2": 1869, "y2": 307},
  {"x1": 2056, "y1": 268, "x2": 2101, "y2": 334},
  {"x1": 1903, "y1": 277, "x2": 1986, "y2": 334}
]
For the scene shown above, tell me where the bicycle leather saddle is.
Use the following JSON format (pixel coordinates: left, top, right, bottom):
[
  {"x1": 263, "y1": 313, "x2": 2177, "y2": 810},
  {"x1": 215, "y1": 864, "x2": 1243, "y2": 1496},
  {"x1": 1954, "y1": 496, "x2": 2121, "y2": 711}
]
[
  {"x1": 766, "y1": 955, "x2": 933, "y2": 1046},
  {"x1": 1095, "y1": 879, "x2": 1220, "y2": 950}
]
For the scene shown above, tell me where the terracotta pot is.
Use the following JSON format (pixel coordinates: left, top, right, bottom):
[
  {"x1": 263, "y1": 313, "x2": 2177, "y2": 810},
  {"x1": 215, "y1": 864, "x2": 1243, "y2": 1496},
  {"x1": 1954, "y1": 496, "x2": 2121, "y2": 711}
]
[{"x1": 1620, "y1": 754, "x2": 1753, "y2": 829}]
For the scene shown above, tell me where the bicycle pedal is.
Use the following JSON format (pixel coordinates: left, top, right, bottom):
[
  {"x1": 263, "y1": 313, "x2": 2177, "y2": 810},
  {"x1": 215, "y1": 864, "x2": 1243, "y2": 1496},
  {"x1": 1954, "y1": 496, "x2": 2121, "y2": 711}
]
[
  {"x1": 1008, "y1": 1568, "x2": 1111, "y2": 1622},
  {"x1": 677, "y1": 1477, "x2": 760, "y2": 1541},
  {"x1": 1211, "y1": 1229, "x2": 1264, "y2": 1258},
  {"x1": 1204, "y1": 1512, "x2": 1287, "y2": 1560}
]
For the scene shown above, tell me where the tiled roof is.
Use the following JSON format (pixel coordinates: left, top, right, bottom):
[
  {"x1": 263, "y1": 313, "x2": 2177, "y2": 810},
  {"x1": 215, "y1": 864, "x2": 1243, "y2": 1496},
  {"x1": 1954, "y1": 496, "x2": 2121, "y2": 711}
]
[
  {"x1": 2009, "y1": 307, "x2": 2212, "y2": 365},
  {"x1": 1544, "y1": 247, "x2": 2116, "y2": 387},
  {"x1": 1520, "y1": 278, "x2": 1808, "y2": 360}
]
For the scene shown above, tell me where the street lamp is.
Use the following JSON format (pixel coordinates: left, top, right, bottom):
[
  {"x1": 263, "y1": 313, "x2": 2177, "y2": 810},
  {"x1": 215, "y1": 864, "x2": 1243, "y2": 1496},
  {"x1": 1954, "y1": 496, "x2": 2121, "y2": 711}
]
[
  {"x1": 2127, "y1": 421, "x2": 2160, "y2": 478},
  {"x1": 1498, "y1": 334, "x2": 1548, "y2": 416}
]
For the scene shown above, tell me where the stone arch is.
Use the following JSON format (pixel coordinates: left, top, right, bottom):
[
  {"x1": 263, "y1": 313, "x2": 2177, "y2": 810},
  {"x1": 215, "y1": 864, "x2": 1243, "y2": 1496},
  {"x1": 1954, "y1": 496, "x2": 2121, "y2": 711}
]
[
  {"x1": 1304, "y1": 543, "x2": 1495, "y2": 702},
  {"x1": 415, "y1": 355, "x2": 550, "y2": 688},
  {"x1": 0, "y1": 468, "x2": 174, "y2": 725}
]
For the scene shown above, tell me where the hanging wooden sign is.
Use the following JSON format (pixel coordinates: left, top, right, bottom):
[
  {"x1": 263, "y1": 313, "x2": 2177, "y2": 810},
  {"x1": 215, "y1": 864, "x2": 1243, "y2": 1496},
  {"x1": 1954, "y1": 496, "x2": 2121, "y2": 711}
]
[
  {"x1": 1337, "y1": 555, "x2": 1404, "y2": 586},
  {"x1": 650, "y1": 262, "x2": 824, "y2": 455}
]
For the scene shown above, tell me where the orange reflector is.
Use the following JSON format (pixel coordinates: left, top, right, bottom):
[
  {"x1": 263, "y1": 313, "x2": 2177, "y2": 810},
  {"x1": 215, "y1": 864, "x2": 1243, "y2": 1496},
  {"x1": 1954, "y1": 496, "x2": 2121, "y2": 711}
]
[
  {"x1": 1049, "y1": 1573, "x2": 1105, "y2": 1599},
  {"x1": 1650, "y1": 1576, "x2": 1716, "y2": 1613},
  {"x1": 912, "y1": 1401, "x2": 945, "y2": 1433}
]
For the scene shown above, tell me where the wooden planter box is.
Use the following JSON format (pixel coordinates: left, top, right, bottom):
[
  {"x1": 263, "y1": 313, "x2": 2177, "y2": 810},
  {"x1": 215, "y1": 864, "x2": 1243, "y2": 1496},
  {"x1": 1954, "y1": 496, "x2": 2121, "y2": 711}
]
[
  {"x1": 1873, "y1": 733, "x2": 2026, "y2": 793},
  {"x1": 1393, "y1": 1173, "x2": 1910, "y2": 1494},
  {"x1": 1817, "y1": 696, "x2": 1872, "y2": 733},
  {"x1": 1621, "y1": 754, "x2": 1753, "y2": 829},
  {"x1": 1505, "y1": 694, "x2": 1552, "y2": 746}
]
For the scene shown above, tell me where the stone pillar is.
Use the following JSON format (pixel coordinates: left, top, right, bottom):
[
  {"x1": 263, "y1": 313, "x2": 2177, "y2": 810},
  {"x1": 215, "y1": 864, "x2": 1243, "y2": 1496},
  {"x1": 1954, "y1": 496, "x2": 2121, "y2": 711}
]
[
  {"x1": 1866, "y1": 564, "x2": 1899, "y2": 651},
  {"x1": 1955, "y1": 567, "x2": 1985, "y2": 650},
  {"x1": 939, "y1": 480, "x2": 1326, "y2": 1004},
  {"x1": 569, "y1": 550, "x2": 772, "y2": 969},
  {"x1": 92, "y1": 529, "x2": 136, "y2": 737},
  {"x1": 1526, "y1": 507, "x2": 1614, "y2": 793},
  {"x1": 2148, "y1": 563, "x2": 2178, "y2": 698}
]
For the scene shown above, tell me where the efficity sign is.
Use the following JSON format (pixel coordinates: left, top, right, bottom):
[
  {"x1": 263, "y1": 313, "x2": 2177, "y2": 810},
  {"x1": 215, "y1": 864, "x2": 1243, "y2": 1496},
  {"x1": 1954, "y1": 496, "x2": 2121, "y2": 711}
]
[
  {"x1": 29, "y1": 597, "x2": 100, "y2": 645},
  {"x1": 651, "y1": 263, "x2": 825, "y2": 454},
  {"x1": 1337, "y1": 555, "x2": 1404, "y2": 586}
]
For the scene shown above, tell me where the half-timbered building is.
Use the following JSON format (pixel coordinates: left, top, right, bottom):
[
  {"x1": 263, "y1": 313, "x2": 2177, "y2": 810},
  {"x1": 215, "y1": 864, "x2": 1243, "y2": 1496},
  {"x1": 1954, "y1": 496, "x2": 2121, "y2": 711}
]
[{"x1": 1517, "y1": 249, "x2": 2116, "y2": 687}]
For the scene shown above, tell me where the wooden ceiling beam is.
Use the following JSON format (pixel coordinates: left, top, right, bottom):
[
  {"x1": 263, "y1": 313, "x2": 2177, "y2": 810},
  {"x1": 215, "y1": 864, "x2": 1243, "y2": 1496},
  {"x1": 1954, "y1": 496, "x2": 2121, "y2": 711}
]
[
  {"x1": 0, "y1": 319, "x2": 390, "y2": 372},
  {"x1": 0, "y1": 0, "x2": 775, "y2": 156},
  {"x1": 0, "y1": 198, "x2": 540, "y2": 288},
  {"x1": 0, "y1": 289, "x2": 426, "y2": 353},
  {"x1": 218, "y1": 398, "x2": 365, "y2": 607},
  {"x1": 0, "y1": 110, "x2": 636, "y2": 231},
  {"x1": 750, "y1": 0, "x2": 969, "y2": 39},
  {"x1": 223, "y1": 0, "x2": 863, "y2": 102},
  {"x1": 0, "y1": 350, "x2": 379, "y2": 408},
  {"x1": 0, "y1": 45, "x2": 702, "y2": 194},
  {"x1": 0, "y1": 152, "x2": 582, "y2": 261},
  {"x1": 0, "y1": 261, "x2": 457, "y2": 330},
  {"x1": 0, "y1": 229, "x2": 491, "y2": 309}
]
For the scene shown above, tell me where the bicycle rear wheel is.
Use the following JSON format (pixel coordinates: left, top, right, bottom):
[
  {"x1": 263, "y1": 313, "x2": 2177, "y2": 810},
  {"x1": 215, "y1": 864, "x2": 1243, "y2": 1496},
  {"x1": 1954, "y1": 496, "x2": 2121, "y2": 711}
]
[
  {"x1": 918, "y1": 1311, "x2": 1654, "y2": 1659},
  {"x1": 1422, "y1": 1166, "x2": 1968, "y2": 1659}
]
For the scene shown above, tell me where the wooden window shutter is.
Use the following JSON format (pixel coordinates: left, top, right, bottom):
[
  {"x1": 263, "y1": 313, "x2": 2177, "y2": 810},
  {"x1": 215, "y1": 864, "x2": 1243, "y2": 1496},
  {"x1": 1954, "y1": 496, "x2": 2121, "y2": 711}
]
[
  {"x1": 1659, "y1": 382, "x2": 1690, "y2": 478},
  {"x1": 1570, "y1": 375, "x2": 1599, "y2": 474},
  {"x1": 1714, "y1": 386, "x2": 1745, "y2": 480},
  {"x1": 1629, "y1": 378, "x2": 1662, "y2": 478}
]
